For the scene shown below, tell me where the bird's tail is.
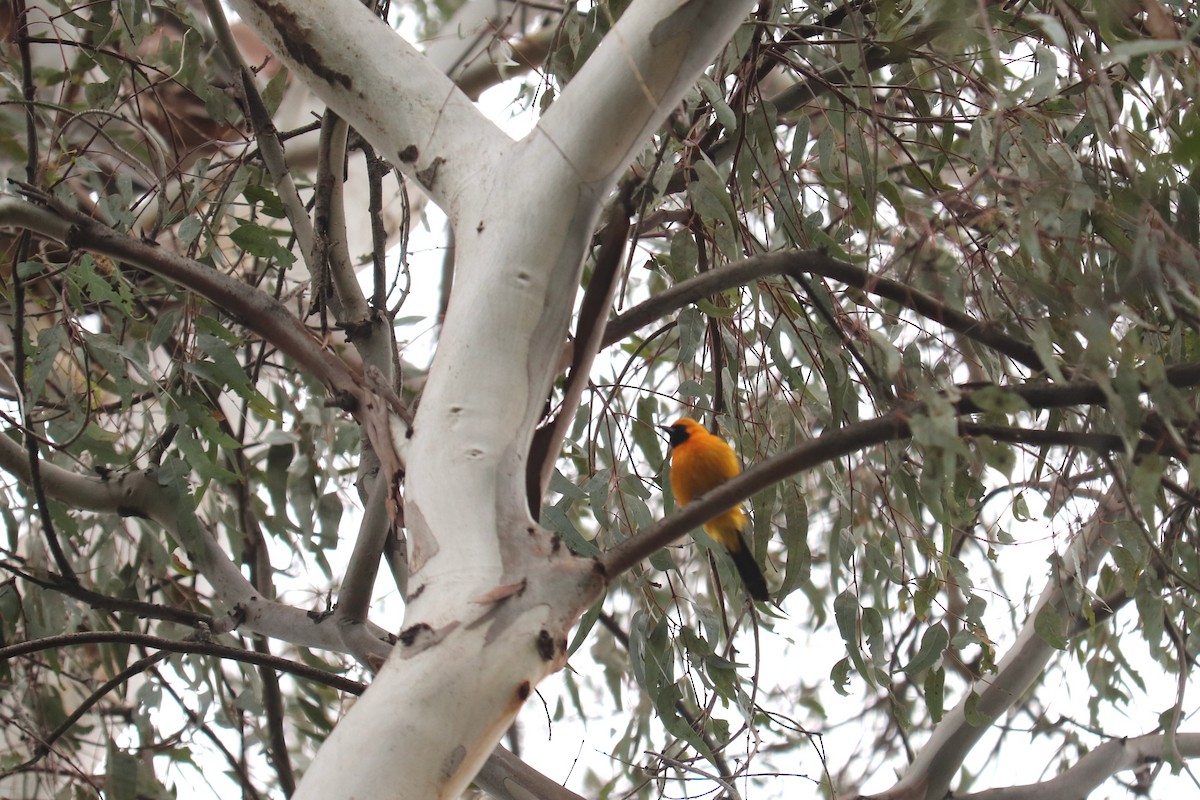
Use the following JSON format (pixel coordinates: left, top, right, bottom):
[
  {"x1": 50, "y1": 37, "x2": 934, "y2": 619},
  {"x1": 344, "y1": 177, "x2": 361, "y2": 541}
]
[{"x1": 728, "y1": 531, "x2": 770, "y2": 602}]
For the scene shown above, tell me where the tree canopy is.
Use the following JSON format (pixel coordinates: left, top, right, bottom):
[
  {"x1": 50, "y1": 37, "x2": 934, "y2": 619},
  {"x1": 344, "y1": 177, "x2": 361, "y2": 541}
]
[{"x1": 2, "y1": 1, "x2": 1199, "y2": 799}]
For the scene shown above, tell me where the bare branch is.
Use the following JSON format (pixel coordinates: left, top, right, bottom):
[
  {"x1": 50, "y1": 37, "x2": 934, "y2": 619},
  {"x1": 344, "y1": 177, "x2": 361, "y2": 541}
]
[
  {"x1": 960, "y1": 422, "x2": 1191, "y2": 460},
  {"x1": 313, "y1": 112, "x2": 368, "y2": 322},
  {"x1": 254, "y1": 632, "x2": 298, "y2": 797},
  {"x1": 602, "y1": 366, "x2": 1200, "y2": 581},
  {"x1": 0, "y1": 560, "x2": 213, "y2": 628},
  {"x1": 0, "y1": 630, "x2": 367, "y2": 695},
  {"x1": 954, "y1": 733, "x2": 1200, "y2": 800},
  {"x1": 335, "y1": 471, "x2": 399, "y2": 664},
  {"x1": 475, "y1": 745, "x2": 589, "y2": 800},
  {"x1": 529, "y1": 184, "x2": 635, "y2": 509},
  {"x1": 603, "y1": 250, "x2": 1045, "y2": 372}
]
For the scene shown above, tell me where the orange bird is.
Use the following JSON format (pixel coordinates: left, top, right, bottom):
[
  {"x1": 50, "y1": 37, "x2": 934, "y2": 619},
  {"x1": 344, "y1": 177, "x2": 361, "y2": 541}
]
[{"x1": 659, "y1": 418, "x2": 769, "y2": 601}]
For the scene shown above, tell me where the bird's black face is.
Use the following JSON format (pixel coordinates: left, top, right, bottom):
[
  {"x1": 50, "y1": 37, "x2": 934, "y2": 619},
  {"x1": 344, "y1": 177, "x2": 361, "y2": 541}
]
[{"x1": 659, "y1": 423, "x2": 691, "y2": 448}]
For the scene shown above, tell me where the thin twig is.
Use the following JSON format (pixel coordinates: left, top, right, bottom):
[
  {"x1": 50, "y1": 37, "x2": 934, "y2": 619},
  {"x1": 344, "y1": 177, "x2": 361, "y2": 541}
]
[{"x1": 11, "y1": 0, "x2": 76, "y2": 584}]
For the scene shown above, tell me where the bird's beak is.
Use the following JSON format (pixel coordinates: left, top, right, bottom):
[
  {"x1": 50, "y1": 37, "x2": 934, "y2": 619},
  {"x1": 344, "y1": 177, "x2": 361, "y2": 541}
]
[{"x1": 657, "y1": 425, "x2": 680, "y2": 450}]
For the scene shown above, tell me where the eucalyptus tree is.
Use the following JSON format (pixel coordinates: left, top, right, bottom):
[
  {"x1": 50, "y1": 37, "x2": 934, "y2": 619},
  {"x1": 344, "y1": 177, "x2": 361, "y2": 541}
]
[{"x1": 2, "y1": 2, "x2": 1199, "y2": 799}]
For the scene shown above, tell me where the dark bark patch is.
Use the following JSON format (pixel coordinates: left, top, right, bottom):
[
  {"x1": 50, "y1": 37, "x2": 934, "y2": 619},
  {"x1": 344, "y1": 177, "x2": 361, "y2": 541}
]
[
  {"x1": 250, "y1": 0, "x2": 352, "y2": 90},
  {"x1": 536, "y1": 629, "x2": 555, "y2": 661},
  {"x1": 398, "y1": 622, "x2": 433, "y2": 646}
]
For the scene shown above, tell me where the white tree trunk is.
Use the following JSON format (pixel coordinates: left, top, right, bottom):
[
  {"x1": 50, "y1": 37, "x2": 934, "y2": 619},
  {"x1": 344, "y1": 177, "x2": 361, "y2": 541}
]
[{"x1": 224, "y1": 0, "x2": 756, "y2": 797}]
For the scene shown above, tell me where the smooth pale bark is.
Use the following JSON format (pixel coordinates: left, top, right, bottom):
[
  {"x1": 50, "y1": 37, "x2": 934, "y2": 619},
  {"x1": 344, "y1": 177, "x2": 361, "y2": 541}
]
[
  {"x1": 229, "y1": 0, "x2": 507, "y2": 213},
  {"x1": 954, "y1": 733, "x2": 1200, "y2": 800},
  {"x1": 225, "y1": 0, "x2": 756, "y2": 798}
]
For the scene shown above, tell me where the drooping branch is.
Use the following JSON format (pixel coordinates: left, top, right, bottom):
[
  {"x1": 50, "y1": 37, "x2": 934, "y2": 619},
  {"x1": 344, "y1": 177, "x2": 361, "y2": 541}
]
[
  {"x1": 871, "y1": 486, "x2": 1128, "y2": 800},
  {"x1": 0, "y1": 560, "x2": 213, "y2": 629},
  {"x1": 4, "y1": 18, "x2": 75, "y2": 587},
  {"x1": 0, "y1": 193, "x2": 410, "y2": 474},
  {"x1": 595, "y1": 610, "x2": 742, "y2": 794},
  {"x1": 2, "y1": 648, "x2": 170, "y2": 776},
  {"x1": 602, "y1": 249, "x2": 1046, "y2": 373},
  {"x1": 6, "y1": 195, "x2": 358, "y2": 390},
  {"x1": 0, "y1": 428, "x2": 394, "y2": 657},
  {"x1": 0, "y1": 630, "x2": 368, "y2": 695},
  {"x1": 665, "y1": 15, "x2": 952, "y2": 195}
]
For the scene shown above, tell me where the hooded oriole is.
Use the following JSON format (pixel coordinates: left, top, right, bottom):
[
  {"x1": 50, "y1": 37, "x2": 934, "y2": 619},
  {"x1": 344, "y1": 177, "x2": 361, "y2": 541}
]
[{"x1": 660, "y1": 418, "x2": 770, "y2": 601}]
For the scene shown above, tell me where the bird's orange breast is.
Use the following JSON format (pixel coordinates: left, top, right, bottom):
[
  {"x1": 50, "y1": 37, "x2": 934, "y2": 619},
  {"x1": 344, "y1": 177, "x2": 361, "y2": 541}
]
[{"x1": 669, "y1": 432, "x2": 743, "y2": 517}]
